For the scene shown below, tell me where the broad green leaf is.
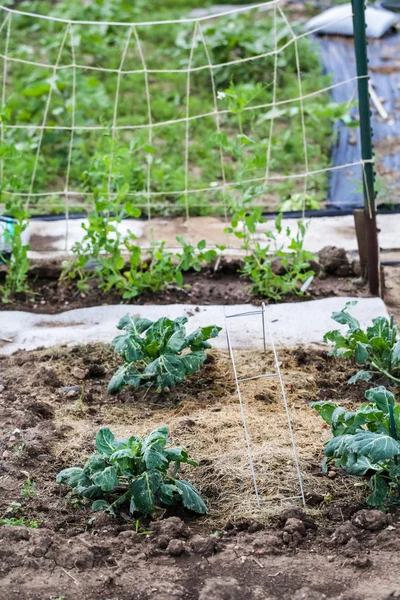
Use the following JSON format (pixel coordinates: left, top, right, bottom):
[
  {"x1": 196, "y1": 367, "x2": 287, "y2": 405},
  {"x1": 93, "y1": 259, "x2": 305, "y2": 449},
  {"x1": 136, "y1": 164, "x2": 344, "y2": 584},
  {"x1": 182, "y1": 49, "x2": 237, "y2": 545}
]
[
  {"x1": 143, "y1": 447, "x2": 168, "y2": 470},
  {"x1": 107, "y1": 364, "x2": 143, "y2": 394},
  {"x1": 348, "y1": 370, "x2": 372, "y2": 385},
  {"x1": 91, "y1": 499, "x2": 111, "y2": 512},
  {"x1": 117, "y1": 315, "x2": 153, "y2": 334},
  {"x1": 110, "y1": 448, "x2": 137, "y2": 461},
  {"x1": 145, "y1": 354, "x2": 186, "y2": 388},
  {"x1": 166, "y1": 328, "x2": 187, "y2": 353},
  {"x1": 367, "y1": 317, "x2": 390, "y2": 341},
  {"x1": 331, "y1": 303, "x2": 359, "y2": 330},
  {"x1": 391, "y1": 341, "x2": 400, "y2": 365},
  {"x1": 324, "y1": 434, "x2": 355, "y2": 458},
  {"x1": 88, "y1": 455, "x2": 108, "y2": 474},
  {"x1": 111, "y1": 332, "x2": 144, "y2": 362},
  {"x1": 341, "y1": 453, "x2": 380, "y2": 476},
  {"x1": 130, "y1": 470, "x2": 162, "y2": 514},
  {"x1": 165, "y1": 447, "x2": 198, "y2": 466},
  {"x1": 367, "y1": 474, "x2": 388, "y2": 507},
  {"x1": 369, "y1": 336, "x2": 390, "y2": 352},
  {"x1": 56, "y1": 467, "x2": 84, "y2": 487},
  {"x1": 355, "y1": 342, "x2": 369, "y2": 365},
  {"x1": 142, "y1": 426, "x2": 169, "y2": 451},
  {"x1": 95, "y1": 427, "x2": 119, "y2": 456},
  {"x1": 347, "y1": 431, "x2": 400, "y2": 462},
  {"x1": 174, "y1": 479, "x2": 207, "y2": 514},
  {"x1": 91, "y1": 466, "x2": 119, "y2": 491},
  {"x1": 158, "y1": 481, "x2": 181, "y2": 506},
  {"x1": 186, "y1": 325, "x2": 222, "y2": 350},
  {"x1": 310, "y1": 401, "x2": 338, "y2": 425},
  {"x1": 365, "y1": 386, "x2": 394, "y2": 413},
  {"x1": 76, "y1": 483, "x2": 102, "y2": 499},
  {"x1": 181, "y1": 350, "x2": 206, "y2": 375}
]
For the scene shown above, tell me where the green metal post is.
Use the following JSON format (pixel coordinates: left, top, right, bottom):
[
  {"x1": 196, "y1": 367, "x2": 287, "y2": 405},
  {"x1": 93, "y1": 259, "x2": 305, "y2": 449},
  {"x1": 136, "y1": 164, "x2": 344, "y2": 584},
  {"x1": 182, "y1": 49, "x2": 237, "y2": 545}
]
[{"x1": 351, "y1": 0, "x2": 380, "y2": 296}]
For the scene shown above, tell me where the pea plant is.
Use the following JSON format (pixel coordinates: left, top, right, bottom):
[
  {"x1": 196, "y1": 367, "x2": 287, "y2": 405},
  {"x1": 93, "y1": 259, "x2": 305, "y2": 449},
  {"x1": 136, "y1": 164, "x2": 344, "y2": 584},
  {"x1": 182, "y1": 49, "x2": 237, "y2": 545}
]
[
  {"x1": 324, "y1": 302, "x2": 400, "y2": 384},
  {"x1": 108, "y1": 315, "x2": 221, "y2": 393},
  {"x1": 56, "y1": 426, "x2": 207, "y2": 516},
  {"x1": 0, "y1": 202, "x2": 30, "y2": 303},
  {"x1": 312, "y1": 386, "x2": 400, "y2": 508},
  {"x1": 225, "y1": 203, "x2": 317, "y2": 301}
]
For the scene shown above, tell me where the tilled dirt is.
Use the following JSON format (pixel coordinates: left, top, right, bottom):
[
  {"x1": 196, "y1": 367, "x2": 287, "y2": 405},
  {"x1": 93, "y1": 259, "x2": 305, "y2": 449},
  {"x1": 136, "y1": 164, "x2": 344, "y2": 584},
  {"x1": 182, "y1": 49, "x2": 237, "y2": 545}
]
[
  {"x1": 0, "y1": 256, "x2": 369, "y2": 314},
  {"x1": 1, "y1": 344, "x2": 399, "y2": 598}
]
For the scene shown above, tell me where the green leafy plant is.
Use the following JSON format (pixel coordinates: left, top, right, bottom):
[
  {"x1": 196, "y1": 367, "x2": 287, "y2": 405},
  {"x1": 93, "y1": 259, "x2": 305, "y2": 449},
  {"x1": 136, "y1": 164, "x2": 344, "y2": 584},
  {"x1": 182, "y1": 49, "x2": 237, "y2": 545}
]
[
  {"x1": 56, "y1": 425, "x2": 207, "y2": 516},
  {"x1": 0, "y1": 203, "x2": 30, "y2": 303},
  {"x1": 21, "y1": 478, "x2": 36, "y2": 499},
  {"x1": 312, "y1": 386, "x2": 400, "y2": 508},
  {"x1": 324, "y1": 302, "x2": 400, "y2": 384},
  {"x1": 108, "y1": 315, "x2": 221, "y2": 393},
  {"x1": 225, "y1": 206, "x2": 317, "y2": 300},
  {"x1": 0, "y1": 499, "x2": 40, "y2": 527}
]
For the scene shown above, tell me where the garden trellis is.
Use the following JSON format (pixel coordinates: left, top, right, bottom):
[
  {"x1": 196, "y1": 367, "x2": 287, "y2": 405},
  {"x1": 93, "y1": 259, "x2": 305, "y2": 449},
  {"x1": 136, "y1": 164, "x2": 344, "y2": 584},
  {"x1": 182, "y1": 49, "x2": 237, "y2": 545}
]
[
  {"x1": 225, "y1": 302, "x2": 305, "y2": 507},
  {"x1": 0, "y1": 0, "x2": 379, "y2": 287}
]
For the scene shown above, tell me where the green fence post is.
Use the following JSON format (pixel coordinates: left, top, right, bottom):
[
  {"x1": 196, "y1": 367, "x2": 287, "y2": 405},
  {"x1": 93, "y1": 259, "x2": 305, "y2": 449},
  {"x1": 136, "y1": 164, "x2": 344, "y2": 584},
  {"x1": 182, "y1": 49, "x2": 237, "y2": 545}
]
[{"x1": 351, "y1": 0, "x2": 380, "y2": 296}]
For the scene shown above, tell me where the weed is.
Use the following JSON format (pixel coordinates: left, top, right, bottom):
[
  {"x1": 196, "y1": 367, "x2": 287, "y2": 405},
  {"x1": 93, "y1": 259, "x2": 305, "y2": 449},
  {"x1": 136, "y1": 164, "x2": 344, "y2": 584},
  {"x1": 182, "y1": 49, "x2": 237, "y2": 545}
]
[
  {"x1": 0, "y1": 202, "x2": 30, "y2": 303},
  {"x1": 21, "y1": 479, "x2": 37, "y2": 499}
]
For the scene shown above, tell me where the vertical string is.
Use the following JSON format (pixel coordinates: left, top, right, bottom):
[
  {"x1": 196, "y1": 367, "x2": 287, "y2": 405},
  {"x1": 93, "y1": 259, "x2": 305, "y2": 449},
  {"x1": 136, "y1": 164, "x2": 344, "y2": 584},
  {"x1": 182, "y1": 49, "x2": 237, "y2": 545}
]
[
  {"x1": 198, "y1": 23, "x2": 228, "y2": 223},
  {"x1": 133, "y1": 26, "x2": 153, "y2": 220},
  {"x1": 63, "y1": 24, "x2": 76, "y2": 251},
  {"x1": 225, "y1": 308, "x2": 261, "y2": 506},
  {"x1": 107, "y1": 26, "x2": 133, "y2": 205},
  {"x1": 264, "y1": 5, "x2": 278, "y2": 190},
  {"x1": 0, "y1": 13, "x2": 11, "y2": 186},
  {"x1": 26, "y1": 23, "x2": 70, "y2": 212},
  {"x1": 278, "y1": 5, "x2": 309, "y2": 220},
  {"x1": 184, "y1": 21, "x2": 198, "y2": 232}
]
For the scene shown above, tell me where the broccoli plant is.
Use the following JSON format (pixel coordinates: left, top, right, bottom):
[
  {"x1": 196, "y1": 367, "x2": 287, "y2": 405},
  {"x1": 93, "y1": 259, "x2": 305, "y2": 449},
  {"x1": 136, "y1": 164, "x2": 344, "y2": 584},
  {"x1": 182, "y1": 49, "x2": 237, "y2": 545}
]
[
  {"x1": 312, "y1": 386, "x2": 400, "y2": 508},
  {"x1": 56, "y1": 426, "x2": 207, "y2": 516},
  {"x1": 323, "y1": 301, "x2": 400, "y2": 384},
  {"x1": 108, "y1": 315, "x2": 221, "y2": 393}
]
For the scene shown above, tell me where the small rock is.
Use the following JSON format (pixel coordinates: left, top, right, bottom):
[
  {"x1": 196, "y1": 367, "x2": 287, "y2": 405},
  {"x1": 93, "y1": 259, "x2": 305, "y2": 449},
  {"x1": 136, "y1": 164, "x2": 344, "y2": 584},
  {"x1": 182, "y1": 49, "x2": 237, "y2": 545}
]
[
  {"x1": 190, "y1": 535, "x2": 219, "y2": 557},
  {"x1": 271, "y1": 257, "x2": 287, "y2": 276},
  {"x1": 167, "y1": 539, "x2": 187, "y2": 556},
  {"x1": 352, "y1": 509, "x2": 388, "y2": 531},
  {"x1": 2, "y1": 450, "x2": 9, "y2": 459},
  {"x1": 0, "y1": 385, "x2": 4, "y2": 393},
  {"x1": 349, "y1": 556, "x2": 372, "y2": 569},
  {"x1": 72, "y1": 367, "x2": 87, "y2": 380},
  {"x1": 60, "y1": 386, "x2": 81, "y2": 393},
  {"x1": 178, "y1": 418, "x2": 197, "y2": 430},
  {"x1": 280, "y1": 506, "x2": 317, "y2": 531},
  {"x1": 332, "y1": 522, "x2": 359, "y2": 545},
  {"x1": 67, "y1": 390, "x2": 79, "y2": 398},
  {"x1": 199, "y1": 577, "x2": 242, "y2": 600},
  {"x1": 318, "y1": 246, "x2": 349, "y2": 274},
  {"x1": 283, "y1": 518, "x2": 306, "y2": 538},
  {"x1": 150, "y1": 517, "x2": 191, "y2": 542},
  {"x1": 88, "y1": 364, "x2": 106, "y2": 378},
  {"x1": 327, "y1": 470, "x2": 337, "y2": 479}
]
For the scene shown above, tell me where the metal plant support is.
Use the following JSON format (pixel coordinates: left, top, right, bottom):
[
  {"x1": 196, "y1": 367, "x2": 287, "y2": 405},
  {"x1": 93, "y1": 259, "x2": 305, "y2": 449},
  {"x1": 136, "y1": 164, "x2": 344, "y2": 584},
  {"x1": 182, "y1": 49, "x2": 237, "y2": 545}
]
[{"x1": 351, "y1": 0, "x2": 381, "y2": 296}]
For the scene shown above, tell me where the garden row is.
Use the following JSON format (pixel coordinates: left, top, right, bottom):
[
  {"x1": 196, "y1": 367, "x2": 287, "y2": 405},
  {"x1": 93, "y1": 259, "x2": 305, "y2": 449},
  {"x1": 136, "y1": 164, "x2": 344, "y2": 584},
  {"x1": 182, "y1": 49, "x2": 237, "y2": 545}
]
[{"x1": 1, "y1": 302, "x2": 400, "y2": 532}]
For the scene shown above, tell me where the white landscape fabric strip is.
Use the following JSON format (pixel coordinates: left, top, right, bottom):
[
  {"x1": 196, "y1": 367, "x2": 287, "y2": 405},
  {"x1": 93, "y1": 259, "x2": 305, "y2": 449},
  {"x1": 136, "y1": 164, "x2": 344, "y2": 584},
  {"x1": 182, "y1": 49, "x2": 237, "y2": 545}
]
[
  {"x1": 0, "y1": 297, "x2": 388, "y2": 355},
  {"x1": 305, "y1": 4, "x2": 399, "y2": 38}
]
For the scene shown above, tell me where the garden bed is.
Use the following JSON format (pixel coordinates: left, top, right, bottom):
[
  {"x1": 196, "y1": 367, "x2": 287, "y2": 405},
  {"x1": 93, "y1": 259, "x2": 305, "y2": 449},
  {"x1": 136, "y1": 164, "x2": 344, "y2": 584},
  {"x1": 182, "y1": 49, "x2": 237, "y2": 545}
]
[
  {"x1": 0, "y1": 256, "x2": 369, "y2": 314},
  {"x1": 2, "y1": 343, "x2": 400, "y2": 599}
]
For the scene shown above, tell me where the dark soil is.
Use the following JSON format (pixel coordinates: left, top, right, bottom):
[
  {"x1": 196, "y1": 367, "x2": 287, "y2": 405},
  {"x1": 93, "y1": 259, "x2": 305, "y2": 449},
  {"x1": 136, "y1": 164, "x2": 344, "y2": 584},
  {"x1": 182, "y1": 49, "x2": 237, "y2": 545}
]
[
  {"x1": 0, "y1": 344, "x2": 399, "y2": 599},
  {"x1": 0, "y1": 257, "x2": 369, "y2": 314}
]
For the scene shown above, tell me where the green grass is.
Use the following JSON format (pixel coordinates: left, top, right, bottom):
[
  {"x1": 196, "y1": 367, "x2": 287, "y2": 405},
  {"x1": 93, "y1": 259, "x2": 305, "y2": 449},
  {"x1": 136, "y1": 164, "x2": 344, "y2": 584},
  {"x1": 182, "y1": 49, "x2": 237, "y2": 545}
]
[{"x1": 0, "y1": 0, "x2": 352, "y2": 217}]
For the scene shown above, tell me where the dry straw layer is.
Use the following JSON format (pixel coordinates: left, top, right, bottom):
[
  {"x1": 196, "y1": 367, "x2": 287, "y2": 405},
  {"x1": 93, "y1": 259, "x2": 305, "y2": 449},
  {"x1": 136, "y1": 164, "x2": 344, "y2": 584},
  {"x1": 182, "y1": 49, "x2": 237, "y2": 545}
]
[{"x1": 53, "y1": 348, "x2": 365, "y2": 525}]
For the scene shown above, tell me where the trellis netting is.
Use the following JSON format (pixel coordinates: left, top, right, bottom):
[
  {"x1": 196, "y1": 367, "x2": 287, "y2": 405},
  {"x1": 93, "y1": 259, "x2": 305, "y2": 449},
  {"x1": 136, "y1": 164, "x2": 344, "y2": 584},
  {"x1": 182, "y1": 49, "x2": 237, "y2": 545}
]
[{"x1": 0, "y1": 0, "x2": 371, "y2": 248}]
